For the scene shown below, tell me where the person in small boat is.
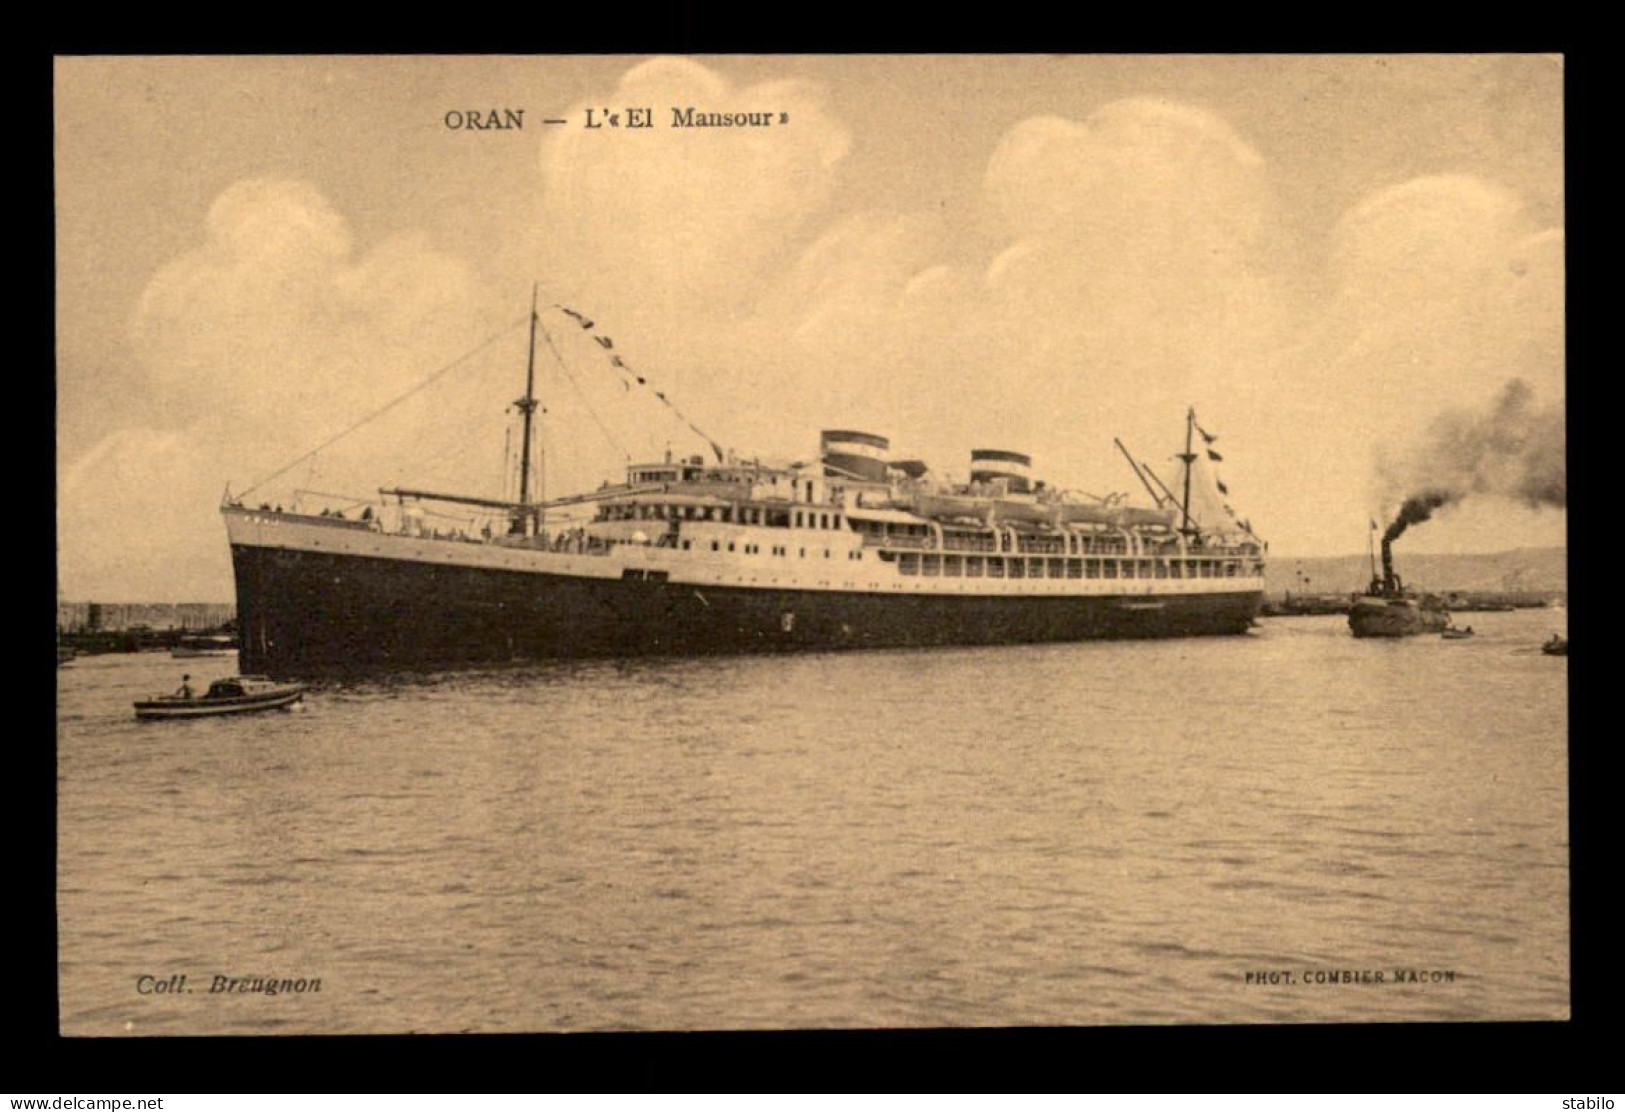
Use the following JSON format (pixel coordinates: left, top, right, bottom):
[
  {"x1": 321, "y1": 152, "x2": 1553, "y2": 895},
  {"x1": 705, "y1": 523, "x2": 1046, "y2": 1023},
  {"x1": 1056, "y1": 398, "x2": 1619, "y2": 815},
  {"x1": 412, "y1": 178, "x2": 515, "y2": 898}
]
[{"x1": 175, "y1": 674, "x2": 194, "y2": 699}]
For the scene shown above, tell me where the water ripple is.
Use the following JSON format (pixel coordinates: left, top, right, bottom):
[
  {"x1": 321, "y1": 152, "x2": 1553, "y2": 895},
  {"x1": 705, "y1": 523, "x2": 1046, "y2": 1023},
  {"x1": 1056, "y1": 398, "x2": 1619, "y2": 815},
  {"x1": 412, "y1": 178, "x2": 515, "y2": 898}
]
[{"x1": 57, "y1": 611, "x2": 1569, "y2": 1031}]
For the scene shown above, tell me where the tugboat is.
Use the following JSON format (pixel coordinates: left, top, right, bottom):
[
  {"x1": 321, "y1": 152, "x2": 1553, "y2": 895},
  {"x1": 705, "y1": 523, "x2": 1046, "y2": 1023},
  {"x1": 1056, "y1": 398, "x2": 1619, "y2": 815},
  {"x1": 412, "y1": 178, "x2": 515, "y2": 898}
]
[{"x1": 1348, "y1": 533, "x2": 1449, "y2": 638}]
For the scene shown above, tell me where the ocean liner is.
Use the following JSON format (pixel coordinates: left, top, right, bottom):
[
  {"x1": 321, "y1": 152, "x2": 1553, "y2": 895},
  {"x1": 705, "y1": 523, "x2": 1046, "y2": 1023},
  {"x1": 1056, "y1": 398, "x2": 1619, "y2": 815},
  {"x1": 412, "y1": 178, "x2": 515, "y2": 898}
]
[{"x1": 222, "y1": 297, "x2": 1267, "y2": 675}]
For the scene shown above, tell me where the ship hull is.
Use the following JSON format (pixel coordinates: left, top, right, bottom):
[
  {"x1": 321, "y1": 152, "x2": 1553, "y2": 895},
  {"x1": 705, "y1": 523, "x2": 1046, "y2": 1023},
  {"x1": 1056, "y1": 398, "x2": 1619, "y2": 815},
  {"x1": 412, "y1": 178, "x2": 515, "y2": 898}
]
[
  {"x1": 232, "y1": 543, "x2": 1262, "y2": 676},
  {"x1": 1347, "y1": 597, "x2": 1450, "y2": 638}
]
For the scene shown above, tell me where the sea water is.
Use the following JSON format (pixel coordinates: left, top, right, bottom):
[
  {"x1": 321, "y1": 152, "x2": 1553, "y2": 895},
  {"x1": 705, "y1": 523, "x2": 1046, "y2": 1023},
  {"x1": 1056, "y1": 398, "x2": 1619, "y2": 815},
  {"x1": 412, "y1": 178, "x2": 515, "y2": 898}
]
[{"x1": 57, "y1": 608, "x2": 1569, "y2": 1033}]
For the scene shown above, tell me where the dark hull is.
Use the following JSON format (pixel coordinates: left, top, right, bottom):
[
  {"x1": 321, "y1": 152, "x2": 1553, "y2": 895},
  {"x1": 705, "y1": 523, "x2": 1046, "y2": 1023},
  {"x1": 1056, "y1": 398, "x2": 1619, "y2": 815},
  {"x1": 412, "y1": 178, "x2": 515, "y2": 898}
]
[
  {"x1": 1348, "y1": 599, "x2": 1450, "y2": 638},
  {"x1": 232, "y1": 544, "x2": 1262, "y2": 676}
]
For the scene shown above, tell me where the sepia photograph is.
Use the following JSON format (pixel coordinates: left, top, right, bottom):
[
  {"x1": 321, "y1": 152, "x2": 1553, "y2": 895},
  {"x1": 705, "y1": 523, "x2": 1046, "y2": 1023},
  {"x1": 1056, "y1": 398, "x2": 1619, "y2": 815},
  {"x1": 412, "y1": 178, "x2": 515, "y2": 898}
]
[{"x1": 54, "y1": 53, "x2": 1567, "y2": 1034}]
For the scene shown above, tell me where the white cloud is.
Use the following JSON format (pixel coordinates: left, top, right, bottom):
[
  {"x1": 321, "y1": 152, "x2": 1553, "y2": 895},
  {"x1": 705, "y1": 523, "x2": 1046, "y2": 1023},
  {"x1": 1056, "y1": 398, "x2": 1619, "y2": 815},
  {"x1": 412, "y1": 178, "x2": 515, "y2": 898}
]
[
  {"x1": 61, "y1": 178, "x2": 505, "y2": 598},
  {"x1": 733, "y1": 98, "x2": 1290, "y2": 494},
  {"x1": 131, "y1": 179, "x2": 490, "y2": 444},
  {"x1": 985, "y1": 100, "x2": 1265, "y2": 244},
  {"x1": 1315, "y1": 174, "x2": 1563, "y2": 425},
  {"x1": 538, "y1": 57, "x2": 852, "y2": 321},
  {"x1": 1229, "y1": 174, "x2": 1565, "y2": 551},
  {"x1": 58, "y1": 429, "x2": 224, "y2": 600}
]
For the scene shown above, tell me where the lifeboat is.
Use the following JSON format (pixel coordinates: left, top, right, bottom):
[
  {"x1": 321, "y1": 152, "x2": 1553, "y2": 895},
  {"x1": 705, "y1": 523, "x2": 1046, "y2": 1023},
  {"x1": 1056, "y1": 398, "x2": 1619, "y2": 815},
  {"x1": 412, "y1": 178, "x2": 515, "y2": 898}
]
[
  {"x1": 911, "y1": 492, "x2": 993, "y2": 522},
  {"x1": 987, "y1": 497, "x2": 1051, "y2": 524},
  {"x1": 1056, "y1": 502, "x2": 1120, "y2": 526},
  {"x1": 1052, "y1": 502, "x2": 1177, "y2": 528},
  {"x1": 909, "y1": 489, "x2": 1054, "y2": 525},
  {"x1": 1112, "y1": 506, "x2": 1179, "y2": 529}
]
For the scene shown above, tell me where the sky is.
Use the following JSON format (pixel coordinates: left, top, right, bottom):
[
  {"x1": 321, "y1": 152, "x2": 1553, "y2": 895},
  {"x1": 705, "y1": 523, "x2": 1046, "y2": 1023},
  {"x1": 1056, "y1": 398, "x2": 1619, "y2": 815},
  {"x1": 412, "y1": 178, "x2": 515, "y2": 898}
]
[{"x1": 55, "y1": 54, "x2": 1565, "y2": 601}]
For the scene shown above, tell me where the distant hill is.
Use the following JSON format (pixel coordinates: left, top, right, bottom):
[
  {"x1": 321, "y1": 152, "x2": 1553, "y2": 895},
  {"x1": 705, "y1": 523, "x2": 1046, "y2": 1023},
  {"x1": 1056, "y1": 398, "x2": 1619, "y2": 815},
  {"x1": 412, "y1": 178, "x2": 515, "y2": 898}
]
[{"x1": 1265, "y1": 547, "x2": 1567, "y2": 596}]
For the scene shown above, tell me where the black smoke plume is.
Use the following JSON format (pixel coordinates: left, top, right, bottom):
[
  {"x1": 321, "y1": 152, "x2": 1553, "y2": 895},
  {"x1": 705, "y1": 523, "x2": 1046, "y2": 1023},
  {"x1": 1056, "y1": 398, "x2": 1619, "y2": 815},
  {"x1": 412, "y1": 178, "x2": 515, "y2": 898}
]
[
  {"x1": 1380, "y1": 379, "x2": 1565, "y2": 542},
  {"x1": 1384, "y1": 489, "x2": 1454, "y2": 545}
]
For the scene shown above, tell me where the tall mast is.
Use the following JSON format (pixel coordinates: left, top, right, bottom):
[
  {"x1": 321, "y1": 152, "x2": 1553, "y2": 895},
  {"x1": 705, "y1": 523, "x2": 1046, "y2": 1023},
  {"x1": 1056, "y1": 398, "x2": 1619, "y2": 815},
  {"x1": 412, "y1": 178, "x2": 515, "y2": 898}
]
[
  {"x1": 515, "y1": 285, "x2": 540, "y2": 532},
  {"x1": 1179, "y1": 406, "x2": 1196, "y2": 537}
]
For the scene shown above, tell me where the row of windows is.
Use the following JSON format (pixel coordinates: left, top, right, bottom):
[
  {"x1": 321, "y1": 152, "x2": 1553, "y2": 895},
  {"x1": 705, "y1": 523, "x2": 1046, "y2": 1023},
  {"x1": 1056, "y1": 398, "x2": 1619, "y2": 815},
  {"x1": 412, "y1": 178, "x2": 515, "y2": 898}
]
[
  {"x1": 893, "y1": 554, "x2": 1253, "y2": 579},
  {"x1": 851, "y1": 521, "x2": 1141, "y2": 557},
  {"x1": 687, "y1": 539, "x2": 864, "y2": 560},
  {"x1": 603, "y1": 502, "x2": 844, "y2": 529}
]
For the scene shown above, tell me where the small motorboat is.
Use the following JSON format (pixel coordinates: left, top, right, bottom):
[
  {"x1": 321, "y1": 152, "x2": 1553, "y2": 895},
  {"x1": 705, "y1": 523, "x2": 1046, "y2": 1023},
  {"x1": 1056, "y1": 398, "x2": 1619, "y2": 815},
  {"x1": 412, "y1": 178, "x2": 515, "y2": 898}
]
[
  {"x1": 134, "y1": 675, "x2": 306, "y2": 720},
  {"x1": 1541, "y1": 635, "x2": 1568, "y2": 657},
  {"x1": 1441, "y1": 626, "x2": 1475, "y2": 640}
]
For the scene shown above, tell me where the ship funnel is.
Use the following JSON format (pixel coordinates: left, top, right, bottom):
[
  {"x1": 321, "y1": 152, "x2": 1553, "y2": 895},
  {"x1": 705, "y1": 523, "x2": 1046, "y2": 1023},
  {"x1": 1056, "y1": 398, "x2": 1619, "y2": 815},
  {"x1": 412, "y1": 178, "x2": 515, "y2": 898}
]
[
  {"x1": 971, "y1": 449, "x2": 1033, "y2": 494},
  {"x1": 1379, "y1": 537, "x2": 1403, "y2": 594},
  {"x1": 821, "y1": 430, "x2": 891, "y2": 483}
]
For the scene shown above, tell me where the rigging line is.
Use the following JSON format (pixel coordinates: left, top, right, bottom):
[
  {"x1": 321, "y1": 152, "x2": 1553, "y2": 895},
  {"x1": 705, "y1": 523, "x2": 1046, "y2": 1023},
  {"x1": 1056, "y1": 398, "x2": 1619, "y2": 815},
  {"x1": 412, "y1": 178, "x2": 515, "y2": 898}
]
[
  {"x1": 410, "y1": 504, "x2": 492, "y2": 525},
  {"x1": 293, "y1": 488, "x2": 381, "y2": 508},
  {"x1": 545, "y1": 302, "x2": 720, "y2": 457},
  {"x1": 535, "y1": 316, "x2": 632, "y2": 461},
  {"x1": 411, "y1": 420, "x2": 504, "y2": 476},
  {"x1": 239, "y1": 315, "x2": 530, "y2": 500}
]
